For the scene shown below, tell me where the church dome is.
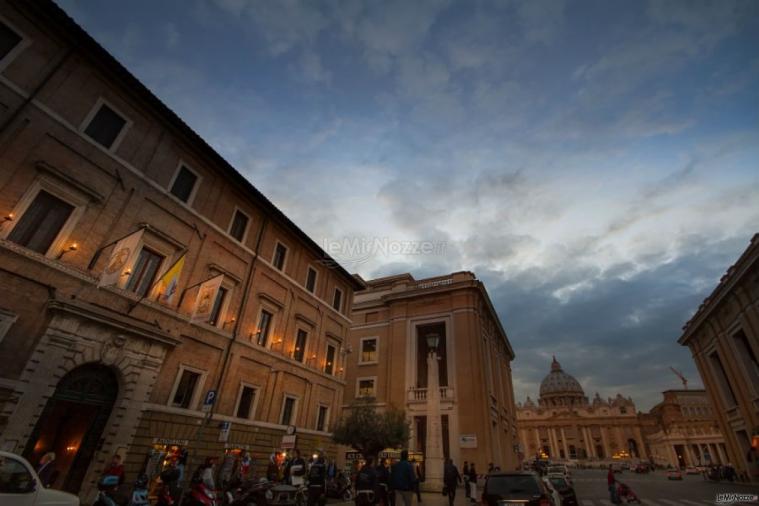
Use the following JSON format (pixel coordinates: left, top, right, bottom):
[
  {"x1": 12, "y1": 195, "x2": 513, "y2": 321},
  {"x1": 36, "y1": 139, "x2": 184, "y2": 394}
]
[{"x1": 539, "y1": 357, "x2": 588, "y2": 407}]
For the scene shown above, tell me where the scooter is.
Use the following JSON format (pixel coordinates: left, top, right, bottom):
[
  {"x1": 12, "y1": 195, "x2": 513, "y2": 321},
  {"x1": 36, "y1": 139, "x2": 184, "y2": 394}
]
[
  {"x1": 326, "y1": 473, "x2": 352, "y2": 501},
  {"x1": 223, "y1": 477, "x2": 273, "y2": 506},
  {"x1": 183, "y1": 477, "x2": 217, "y2": 506}
]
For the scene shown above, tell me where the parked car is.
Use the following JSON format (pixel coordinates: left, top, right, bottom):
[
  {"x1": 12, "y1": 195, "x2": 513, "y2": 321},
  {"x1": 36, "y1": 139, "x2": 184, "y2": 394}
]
[
  {"x1": 482, "y1": 472, "x2": 556, "y2": 506},
  {"x1": 633, "y1": 464, "x2": 650, "y2": 474},
  {"x1": 541, "y1": 477, "x2": 562, "y2": 506},
  {"x1": 666, "y1": 469, "x2": 683, "y2": 480},
  {"x1": 547, "y1": 465, "x2": 571, "y2": 480},
  {"x1": 611, "y1": 463, "x2": 623, "y2": 474},
  {"x1": 546, "y1": 475, "x2": 578, "y2": 506},
  {"x1": 685, "y1": 467, "x2": 700, "y2": 475},
  {"x1": 0, "y1": 450, "x2": 79, "y2": 505}
]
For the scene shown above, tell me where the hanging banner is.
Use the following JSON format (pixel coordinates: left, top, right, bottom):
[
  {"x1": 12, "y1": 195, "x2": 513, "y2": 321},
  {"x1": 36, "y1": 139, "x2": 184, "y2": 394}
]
[
  {"x1": 153, "y1": 252, "x2": 186, "y2": 304},
  {"x1": 191, "y1": 274, "x2": 224, "y2": 323},
  {"x1": 98, "y1": 229, "x2": 144, "y2": 287}
]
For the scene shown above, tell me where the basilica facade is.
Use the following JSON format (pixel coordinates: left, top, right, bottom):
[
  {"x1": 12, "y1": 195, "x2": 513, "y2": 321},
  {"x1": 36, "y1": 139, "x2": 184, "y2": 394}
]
[{"x1": 517, "y1": 358, "x2": 648, "y2": 462}]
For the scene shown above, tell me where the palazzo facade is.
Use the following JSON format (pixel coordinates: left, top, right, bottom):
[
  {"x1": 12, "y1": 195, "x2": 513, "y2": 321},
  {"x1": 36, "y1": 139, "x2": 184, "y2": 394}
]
[
  {"x1": 345, "y1": 272, "x2": 519, "y2": 473},
  {"x1": 643, "y1": 389, "x2": 728, "y2": 468},
  {"x1": 0, "y1": 0, "x2": 361, "y2": 501},
  {"x1": 517, "y1": 358, "x2": 647, "y2": 462}
]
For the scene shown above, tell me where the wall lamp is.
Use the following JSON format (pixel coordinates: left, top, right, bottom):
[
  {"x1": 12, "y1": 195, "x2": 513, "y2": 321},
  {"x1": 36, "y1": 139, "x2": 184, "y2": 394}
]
[{"x1": 57, "y1": 242, "x2": 78, "y2": 260}]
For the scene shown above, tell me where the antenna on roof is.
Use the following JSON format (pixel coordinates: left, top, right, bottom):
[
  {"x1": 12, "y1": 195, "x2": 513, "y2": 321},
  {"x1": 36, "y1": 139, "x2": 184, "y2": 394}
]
[{"x1": 669, "y1": 367, "x2": 688, "y2": 390}]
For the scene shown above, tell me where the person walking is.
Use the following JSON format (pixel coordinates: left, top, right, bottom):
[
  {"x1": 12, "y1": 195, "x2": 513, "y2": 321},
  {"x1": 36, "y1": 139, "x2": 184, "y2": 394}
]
[
  {"x1": 36, "y1": 452, "x2": 57, "y2": 488},
  {"x1": 607, "y1": 465, "x2": 619, "y2": 504},
  {"x1": 307, "y1": 451, "x2": 327, "y2": 506},
  {"x1": 391, "y1": 450, "x2": 416, "y2": 506},
  {"x1": 103, "y1": 454, "x2": 125, "y2": 485},
  {"x1": 468, "y1": 464, "x2": 478, "y2": 503},
  {"x1": 288, "y1": 449, "x2": 307, "y2": 487},
  {"x1": 463, "y1": 462, "x2": 470, "y2": 499},
  {"x1": 443, "y1": 460, "x2": 462, "y2": 506},
  {"x1": 355, "y1": 458, "x2": 378, "y2": 506},
  {"x1": 377, "y1": 459, "x2": 392, "y2": 506},
  {"x1": 411, "y1": 459, "x2": 422, "y2": 502}
]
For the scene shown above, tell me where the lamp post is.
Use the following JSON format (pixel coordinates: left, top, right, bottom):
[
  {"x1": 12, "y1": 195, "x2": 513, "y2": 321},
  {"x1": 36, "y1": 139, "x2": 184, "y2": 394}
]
[{"x1": 423, "y1": 333, "x2": 445, "y2": 492}]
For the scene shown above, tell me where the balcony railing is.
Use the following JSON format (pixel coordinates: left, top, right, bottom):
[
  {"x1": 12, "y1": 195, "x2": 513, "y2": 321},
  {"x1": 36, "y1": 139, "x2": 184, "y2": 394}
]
[{"x1": 407, "y1": 386, "x2": 455, "y2": 402}]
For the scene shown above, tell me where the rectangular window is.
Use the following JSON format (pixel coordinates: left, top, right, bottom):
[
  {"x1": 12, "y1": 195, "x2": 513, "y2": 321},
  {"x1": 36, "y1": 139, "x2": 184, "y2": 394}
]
[
  {"x1": 358, "y1": 378, "x2": 375, "y2": 397},
  {"x1": 332, "y1": 288, "x2": 343, "y2": 312},
  {"x1": 325, "y1": 345, "x2": 336, "y2": 375},
  {"x1": 208, "y1": 286, "x2": 228, "y2": 326},
  {"x1": 306, "y1": 267, "x2": 318, "y2": 293},
  {"x1": 170, "y1": 165, "x2": 198, "y2": 203},
  {"x1": 281, "y1": 396, "x2": 296, "y2": 426},
  {"x1": 125, "y1": 248, "x2": 164, "y2": 296},
  {"x1": 172, "y1": 369, "x2": 200, "y2": 408},
  {"x1": 236, "y1": 386, "x2": 257, "y2": 419},
  {"x1": 733, "y1": 330, "x2": 759, "y2": 389},
  {"x1": 7, "y1": 190, "x2": 74, "y2": 254},
  {"x1": 273, "y1": 243, "x2": 287, "y2": 270},
  {"x1": 710, "y1": 352, "x2": 737, "y2": 406},
  {"x1": 256, "y1": 310, "x2": 273, "y2": 346},
  {"x1": 360, "y1": 338, "x2": 377, "y2": 363},
  {"x1": 316, "y1": 405, "x2": 328, "y2": 432},
  {"x1": 229, "y1": 210, "x2": 249, "y2": 242},
  {"x1": 293, "y1": 329, "x2": 307, "y2": 362},
  {"x1": 0, "y1": 20, "x2": 22, "y2": 61},
  {"x1": 84, "y1": 103, "x2": 127, "y2": 149}
]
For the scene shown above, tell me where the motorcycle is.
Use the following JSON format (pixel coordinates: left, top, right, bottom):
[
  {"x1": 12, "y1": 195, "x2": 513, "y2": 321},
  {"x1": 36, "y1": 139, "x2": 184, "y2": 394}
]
[
  {"x1": 223, "y1": 478, "x2": 274, "y2": 506},
  {"x1": 355, "y1": 489, "x2": 375, "y2": 506},
  {"x1": 183, "y1": 477, "x2": 218, "y2": 506},
  {"x1": 326, "y1": 473, "x2": 353, "y2": 501},
  {"x1": 93, "y1": 475, "x2": 121, "y2": 506},
  {"x1": 157, "y1": 468, "x2": 181, "y2": 506}
]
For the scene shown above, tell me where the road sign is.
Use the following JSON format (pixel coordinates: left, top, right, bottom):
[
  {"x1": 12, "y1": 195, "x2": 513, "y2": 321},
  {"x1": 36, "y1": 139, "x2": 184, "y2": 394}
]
[
  {"x1": 202, "y1": 389, "x2": 217, "y2": 412},
  {"x1": 218, "y1": 421, "x2": 231, "y2": 442},
  {"x1": 281, "y1": 434, "x2": 297, "y2": 449}
]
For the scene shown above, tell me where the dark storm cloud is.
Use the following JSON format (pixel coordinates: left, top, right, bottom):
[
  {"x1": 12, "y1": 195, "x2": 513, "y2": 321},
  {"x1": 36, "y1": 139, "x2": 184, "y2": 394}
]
[{"x1": 481, "y1": 234, "x2": 751, "y2": 410}]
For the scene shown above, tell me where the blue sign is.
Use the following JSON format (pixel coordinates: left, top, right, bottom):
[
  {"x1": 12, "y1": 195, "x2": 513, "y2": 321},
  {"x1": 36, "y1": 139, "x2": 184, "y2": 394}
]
[{"x1": 202, "y1": 389, "x2": 217, "y2": 411}]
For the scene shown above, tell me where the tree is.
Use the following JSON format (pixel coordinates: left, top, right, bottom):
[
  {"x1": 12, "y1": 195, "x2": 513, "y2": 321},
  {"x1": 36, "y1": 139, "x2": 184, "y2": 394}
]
[{"x1": 331, "y1": 399, "x2": 410, "y2": 459}]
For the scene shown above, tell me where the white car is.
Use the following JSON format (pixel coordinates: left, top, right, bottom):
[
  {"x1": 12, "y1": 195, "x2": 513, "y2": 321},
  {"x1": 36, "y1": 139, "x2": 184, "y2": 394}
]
[
  {"x1": 0, "y1": 451, "x2": 79, "y2": 505},
  {"x1": 542, "y1": 476, "x2": 563, "y2": 506},
  {"x1": 547, "y1": 465, "x2": 571, "y2": 479}
]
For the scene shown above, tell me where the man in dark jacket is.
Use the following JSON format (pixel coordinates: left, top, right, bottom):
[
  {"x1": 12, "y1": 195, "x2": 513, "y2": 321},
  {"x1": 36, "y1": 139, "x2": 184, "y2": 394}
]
[
  {"x1": 391, "y1": 451, "x2": 416, "y2": 506},
  {"x1": 443, "y1": 460, "x2": 462, "y2": 506},
  {"x1": 307, "y1": 453, "x2": 328, "y2": 506},
  {"x1": 355, "y1": 458, "x2": 378, "y2": 506},
  {"x1": 376, "y1": 459, "x2": 392, "y2": 506}
]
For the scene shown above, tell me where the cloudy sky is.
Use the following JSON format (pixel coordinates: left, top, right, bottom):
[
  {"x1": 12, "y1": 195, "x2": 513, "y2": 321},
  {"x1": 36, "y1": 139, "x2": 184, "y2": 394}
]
[{"x1": 58, "y1": 0, "x2": 759, "y2": 410}]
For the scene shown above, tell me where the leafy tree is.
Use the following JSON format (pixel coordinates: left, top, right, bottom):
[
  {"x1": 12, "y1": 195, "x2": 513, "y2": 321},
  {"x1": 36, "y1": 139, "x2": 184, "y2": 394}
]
[{"x1": 332, "y1": 399, "x2": 410, "y2": 459}]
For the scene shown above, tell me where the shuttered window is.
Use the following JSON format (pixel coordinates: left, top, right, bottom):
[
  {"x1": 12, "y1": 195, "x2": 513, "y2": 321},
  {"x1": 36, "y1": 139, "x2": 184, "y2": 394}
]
[{"x1": 7, "y1": 191, "x2": 74, "y2": 254}]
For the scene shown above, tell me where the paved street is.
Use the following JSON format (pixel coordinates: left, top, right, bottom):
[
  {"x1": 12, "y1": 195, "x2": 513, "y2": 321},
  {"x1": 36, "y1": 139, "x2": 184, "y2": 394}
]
[
  {"x1": 331, "y1": 470, "x2": 759, "y2": 506},
  {"x1": 571, "y1": 469, "x2": 759, "y2": 506}
]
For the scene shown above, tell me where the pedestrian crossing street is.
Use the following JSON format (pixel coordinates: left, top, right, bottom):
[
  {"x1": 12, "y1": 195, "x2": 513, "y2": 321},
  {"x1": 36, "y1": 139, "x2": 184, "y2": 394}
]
[{"x1": 578, "y1": 499, "x2": 731, "y2": 506}]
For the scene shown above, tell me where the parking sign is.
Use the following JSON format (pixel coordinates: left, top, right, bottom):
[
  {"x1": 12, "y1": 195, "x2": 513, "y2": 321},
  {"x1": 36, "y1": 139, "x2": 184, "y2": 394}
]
[{"x1": 202, "y1": 389, "x2": 217, "y2": 412}]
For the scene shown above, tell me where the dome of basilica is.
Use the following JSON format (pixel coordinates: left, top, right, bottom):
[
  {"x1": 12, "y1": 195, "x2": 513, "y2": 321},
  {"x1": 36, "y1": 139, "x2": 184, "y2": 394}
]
[{"x1": 539, "y1": 357, "x2": 588, "y2": 406}]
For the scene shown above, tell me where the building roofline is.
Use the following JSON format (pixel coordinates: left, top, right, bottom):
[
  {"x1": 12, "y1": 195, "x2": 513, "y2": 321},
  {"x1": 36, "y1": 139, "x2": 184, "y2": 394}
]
[
  {"x1": 24, "y1": 0, "x2": 362, "y2": 291},
  {"x1": 678, "y1": 233, "x2": 759, "y2": 345},
  {"x1": 355, "y1": 271, "x2": 515, "y2": 359}
]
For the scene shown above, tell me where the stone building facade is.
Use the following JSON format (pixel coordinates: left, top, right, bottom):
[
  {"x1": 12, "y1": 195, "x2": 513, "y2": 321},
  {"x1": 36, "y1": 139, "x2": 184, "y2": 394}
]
[
  {"x1": 344, "y1": 272, "x2": 519, "y2": 473},
  {"x1": 517, "y1": 358, "x2": 648, "y2": 462},
  {"x1": 643, "y1": 389, "x2": 727, "y2": 468},
  {"x1": 0, "y1": 0, "x2": 361, "y2": 500},
  {"x1": 678, "y1": 234, "x2": 759, "y2": 482}
]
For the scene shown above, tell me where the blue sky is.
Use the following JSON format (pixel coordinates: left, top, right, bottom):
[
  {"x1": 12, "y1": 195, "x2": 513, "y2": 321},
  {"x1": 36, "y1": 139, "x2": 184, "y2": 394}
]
[{"x1": 58, "y1": 0, "x2": 759, "y2": 410}]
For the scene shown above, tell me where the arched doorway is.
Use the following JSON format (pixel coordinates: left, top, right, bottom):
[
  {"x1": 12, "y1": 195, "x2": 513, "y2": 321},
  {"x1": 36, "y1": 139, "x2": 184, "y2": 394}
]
[{"x1": 23, "y1": 364, "x2": 118, "y2": 493}]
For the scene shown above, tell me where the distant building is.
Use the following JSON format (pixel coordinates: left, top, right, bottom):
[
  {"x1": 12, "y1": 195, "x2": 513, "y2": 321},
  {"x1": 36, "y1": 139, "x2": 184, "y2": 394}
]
[
  {"x1": 678, "y1": 234, "x2": 759, "y2": 482},
  {"x1": 0, "y1": 0, "x2": 361, "y2": 500},
  {"x1": 517, "y1": 358, "x2": 648, "y2": 462},
  {"x1": 643, "y1": 389, "x2": 727, "y2": 468},
  {"x1": 344, "y1": 272, "x2": 519, "y2": 471}
]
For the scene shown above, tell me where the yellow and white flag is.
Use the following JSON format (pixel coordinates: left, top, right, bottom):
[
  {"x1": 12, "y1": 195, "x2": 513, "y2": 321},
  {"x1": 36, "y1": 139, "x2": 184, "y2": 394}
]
[
  {"x1": 152, "y1": 252, "x2": 186, "y2": 305},
  {"x1": 191, "y1": 274, "x2": 224, "y2": 323},
  {"x1": 98, "y1": 229, "x2": 144, "y2": 288}
]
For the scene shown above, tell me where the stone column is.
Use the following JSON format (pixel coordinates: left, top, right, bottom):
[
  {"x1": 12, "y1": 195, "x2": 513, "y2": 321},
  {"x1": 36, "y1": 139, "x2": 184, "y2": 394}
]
[
  {"x1": 548, "y1": 428, "x2": 558, "y2": 458},
  {"x1": 669, "y1": 445, "x2": 680, "y2": 468},
  {"x1": 684, "y1": 444, "x2": 695, "y2": 466},
  {"x1": 534, "y1": 428, "x2": 541, "y2": 457},
  {"x1": 716, "y1": 443, "x2": 728, "y2": 464},
  {"x1": 423, "y1": 347, "x2": 444, "y2": 491},
  {"x1": 583, "y1": 427, "x2": 594, "y2": 458},
  {"x1": 560, "y1": 427, "x2": 569, "y2": 458},
  {"x1": 634, "y1": 426, "x2": 647, "y2": 459},
  {"x1": 600, "y1": 427, "x2": 610, "y2": 459}
]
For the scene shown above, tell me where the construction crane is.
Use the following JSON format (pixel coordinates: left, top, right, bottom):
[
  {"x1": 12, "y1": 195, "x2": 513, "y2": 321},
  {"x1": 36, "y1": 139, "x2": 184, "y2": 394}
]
[{"x1": 670, "y1": 367, "x2": 688, "y2": 390}]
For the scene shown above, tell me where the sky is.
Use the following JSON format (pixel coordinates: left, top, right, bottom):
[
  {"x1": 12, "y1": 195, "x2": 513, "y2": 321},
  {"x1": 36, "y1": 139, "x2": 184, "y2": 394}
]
[{"x1": 57, "y1": 0, "x2": 759, "y2": 411}]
